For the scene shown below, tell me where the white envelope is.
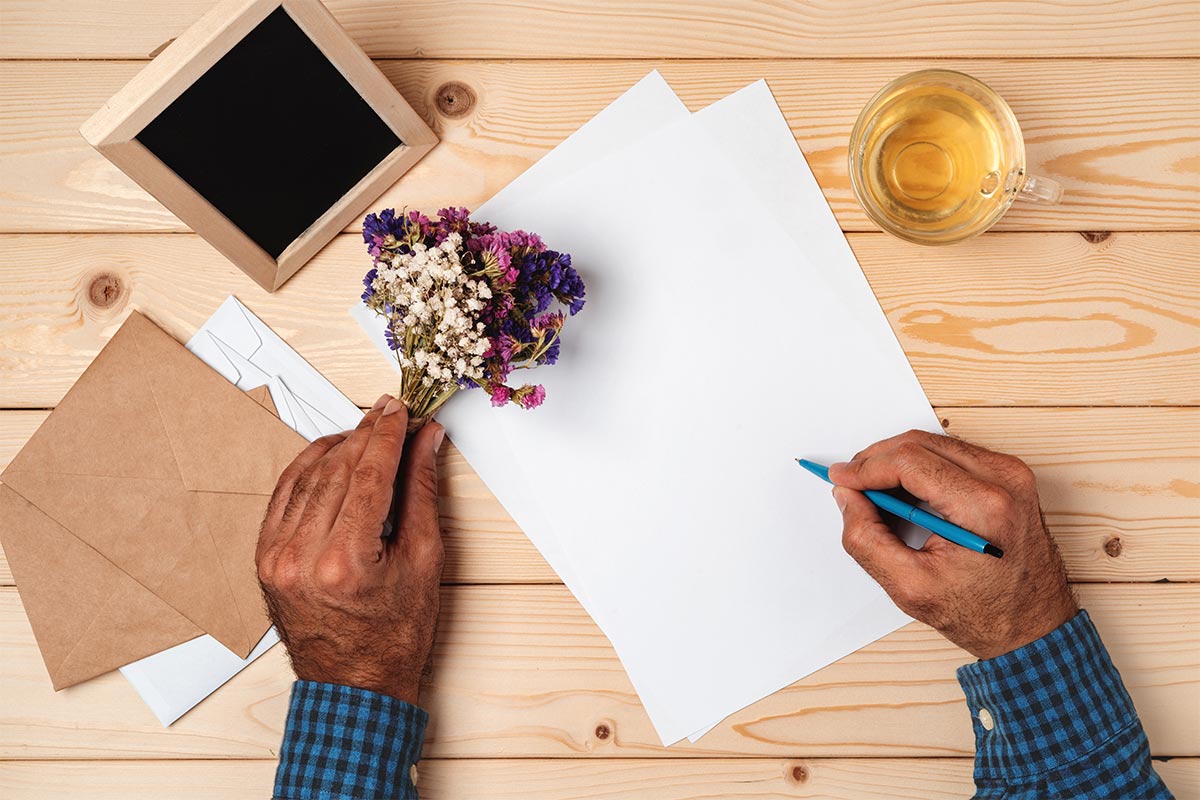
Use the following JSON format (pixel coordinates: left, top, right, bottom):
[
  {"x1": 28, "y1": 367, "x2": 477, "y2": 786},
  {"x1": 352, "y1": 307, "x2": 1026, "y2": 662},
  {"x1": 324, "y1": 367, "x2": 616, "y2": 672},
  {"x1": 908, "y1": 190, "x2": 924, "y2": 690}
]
[
  {"x1": 192, "y1": 296, "x2": 363, "y2": 437},
  {"x1": 120, "y1": 296, "x2": 363, "y2": 726}
]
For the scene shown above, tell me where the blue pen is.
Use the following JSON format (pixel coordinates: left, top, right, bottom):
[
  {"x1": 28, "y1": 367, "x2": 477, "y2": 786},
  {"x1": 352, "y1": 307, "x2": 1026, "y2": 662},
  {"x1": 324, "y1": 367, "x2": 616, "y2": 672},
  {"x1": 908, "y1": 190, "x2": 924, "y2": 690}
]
[{"x1": 796, "y1": 458, "x2": 1004, "y2": 559}]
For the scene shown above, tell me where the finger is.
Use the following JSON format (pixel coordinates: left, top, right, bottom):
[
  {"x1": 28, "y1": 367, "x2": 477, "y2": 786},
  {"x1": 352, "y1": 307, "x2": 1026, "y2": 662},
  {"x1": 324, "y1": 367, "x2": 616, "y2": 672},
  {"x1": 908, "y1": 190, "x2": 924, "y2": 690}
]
[
  {"x1": 830, "y1": 443, "x2": 1011, "y2": 534},
  {"x1": 393, "y1": 421, "x2": 446, "y2": 560},
  {"x1": 850, "y1": 429, "x2": 1017, "y2": 486},
  {"x1": 911, "y1": 433, "x2": 1041, "y2": 502},
  {"x1": 257, "y1": 432, "x2": 346, "y2": 560},
  {"x1": 835, "y1": 486, "x2": 928, "y2": 590},
  {"x1": 329, "y1": 397, "x2": 411, "y2": 557},
  {"x1": 329, "y1": 394, "x2": 394, "y2": 471},
  {"x1": 286, "y1": 397, "x2": 397, "y2": 551}
]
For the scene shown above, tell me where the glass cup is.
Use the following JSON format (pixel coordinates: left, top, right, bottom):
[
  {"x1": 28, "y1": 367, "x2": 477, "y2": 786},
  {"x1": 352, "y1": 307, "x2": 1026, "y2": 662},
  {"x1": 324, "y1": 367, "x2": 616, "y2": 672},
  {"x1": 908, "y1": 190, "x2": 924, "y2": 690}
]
[{"x1": 848, "y1": 69, "x2": 1062, "y2": 245}]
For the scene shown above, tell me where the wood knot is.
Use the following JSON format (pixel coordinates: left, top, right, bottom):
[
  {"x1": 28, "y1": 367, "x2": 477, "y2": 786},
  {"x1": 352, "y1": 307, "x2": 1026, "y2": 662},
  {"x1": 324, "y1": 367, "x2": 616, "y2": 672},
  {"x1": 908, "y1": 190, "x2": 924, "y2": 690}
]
[
  {"x1": 789, "y1": 764, "x2": 809, "y2": 784},
  {"x1": 594, "y1": 723, "x2": 610, "y2": 740},
  {"x1": 1104, "y1": 537, "x2": 1123, "y2": 558},
  {"x1": 1080, "y1": 231, "x2": 1112, "y2": 244},
  {"x1": 941, "y1": 417, "x2": 951, "y2": 429},
  {"x1": 87, "y1": 272, "x2": 126, "y2": 310},
  {"x1": 435, "y1": 82, "x2": 476, "y2": 119}
]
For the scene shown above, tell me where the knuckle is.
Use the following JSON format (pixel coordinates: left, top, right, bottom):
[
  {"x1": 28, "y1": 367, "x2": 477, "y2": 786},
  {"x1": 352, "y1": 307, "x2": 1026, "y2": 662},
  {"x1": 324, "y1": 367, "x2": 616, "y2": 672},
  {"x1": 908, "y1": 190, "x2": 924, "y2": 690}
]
[
  {"x1": 322, "y1": 458, "x2": 354, "y2": 487},
  {"x1": 256, "y1": 550, "x2": 282, "y2": 590},
  {"x1": 840, "y1": 523, "x2": 861, "y2": 553},
  {"x1": 268, "y1": 465, "x2": 302, "y2": 510},
  {"x1": 255, "y1": 552, "x2": 274, "y2": 586},
  {"x1": 413, "y1": 531, "x2": 445, "y2": 566},
  {"x1": 840, "y1": 523, "x2": 871, "y2": 562},
  {"x1": 978, "y1": 485, "x2": 1016, "y2": 519},
  {"x1": 270, "y1": 551, "x2": 303, "y2": 593},
  {"x1": 313, "y1": 550, "x2": 361, "y2": 593},
  {"x1": 352, "y1": 460, "x2": 388, "y2": 490},
  {"x1": 303, "y1": 476, "x2": 336, "y2": 512},
  {"x1": 313, "y1": 433, "x2": 345, "y2": 451},
  {"x1": 414, "y1": 465, "x2": 440, "y2": 500},
  {"x1": 1006, "y1": 459, "x2": 1038, "y2": 490},
  {"x1": 893, "y1": 441, "x2": 926, "y2": 469}
]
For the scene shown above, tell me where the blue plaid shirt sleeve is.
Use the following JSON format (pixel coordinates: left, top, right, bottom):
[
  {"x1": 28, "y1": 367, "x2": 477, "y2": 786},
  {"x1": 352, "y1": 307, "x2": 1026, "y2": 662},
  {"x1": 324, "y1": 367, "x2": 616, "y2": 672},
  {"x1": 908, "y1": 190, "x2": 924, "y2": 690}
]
[
  {"x1": 957, "y1": 609, "x2": 1172, "y2": 799},
  {"x1": 274, "y1": 680, "x2": 428, "y2": 800}
]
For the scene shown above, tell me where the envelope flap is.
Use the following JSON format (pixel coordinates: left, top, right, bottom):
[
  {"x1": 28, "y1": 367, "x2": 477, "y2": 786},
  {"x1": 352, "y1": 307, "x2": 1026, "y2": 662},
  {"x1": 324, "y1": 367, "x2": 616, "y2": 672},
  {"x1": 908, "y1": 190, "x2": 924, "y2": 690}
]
[
  {"x1": 125, "y1": 311, "x2": 305, "y2": 494},
  {"x1": 0, "y1": 485, "x2": 201, "y2": 689},
  {"x1": 3, "y1": 316, "x2": 182, "y2": 482},
  {"x1": 245, "y1": 384, "x2": 277, "y2": 415}
]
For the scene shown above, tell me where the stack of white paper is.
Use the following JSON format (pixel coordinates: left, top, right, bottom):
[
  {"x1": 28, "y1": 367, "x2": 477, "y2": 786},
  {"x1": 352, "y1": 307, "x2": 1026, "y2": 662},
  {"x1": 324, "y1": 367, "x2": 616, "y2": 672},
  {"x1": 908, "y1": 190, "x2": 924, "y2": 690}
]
[
  {"x1": 120, "y1": 297, "x2": 363, "y2": 726},
  {"x1": 355, "y1": 72, "x2": 942, "y2": 745}
]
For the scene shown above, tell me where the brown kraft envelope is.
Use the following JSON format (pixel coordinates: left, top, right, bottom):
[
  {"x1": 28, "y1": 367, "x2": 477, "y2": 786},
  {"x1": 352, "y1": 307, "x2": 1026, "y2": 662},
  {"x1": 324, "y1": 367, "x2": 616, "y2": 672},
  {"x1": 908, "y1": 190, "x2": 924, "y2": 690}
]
[{"x1": 0, "y1": 311, "x2": 306, "y2": 689}]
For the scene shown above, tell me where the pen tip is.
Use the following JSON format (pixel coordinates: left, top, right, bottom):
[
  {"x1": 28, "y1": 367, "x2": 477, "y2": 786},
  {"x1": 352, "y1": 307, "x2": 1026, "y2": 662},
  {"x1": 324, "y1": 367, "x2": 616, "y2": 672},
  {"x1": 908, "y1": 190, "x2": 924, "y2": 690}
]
[{"x1": 984, "y1": 544, "x2": 1004, "y2": 559}]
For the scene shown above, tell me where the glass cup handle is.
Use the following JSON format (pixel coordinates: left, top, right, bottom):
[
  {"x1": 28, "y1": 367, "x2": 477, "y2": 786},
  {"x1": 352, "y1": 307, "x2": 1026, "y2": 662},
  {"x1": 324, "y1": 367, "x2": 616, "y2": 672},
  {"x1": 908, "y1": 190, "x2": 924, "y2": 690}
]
[{"x1": 1018, "y1": 174, "x2": 1063, "y2": 205}]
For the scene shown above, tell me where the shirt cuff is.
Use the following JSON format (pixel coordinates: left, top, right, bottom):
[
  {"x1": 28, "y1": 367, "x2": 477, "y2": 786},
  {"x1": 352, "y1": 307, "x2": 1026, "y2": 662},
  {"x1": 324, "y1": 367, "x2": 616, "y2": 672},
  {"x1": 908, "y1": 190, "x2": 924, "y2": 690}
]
[
  {"x1": 274, "y1": 680, "x2": 428, "y2": 800},
  {"x1": 956, "y1": 609, "x2": 1140, "y2": 783}
]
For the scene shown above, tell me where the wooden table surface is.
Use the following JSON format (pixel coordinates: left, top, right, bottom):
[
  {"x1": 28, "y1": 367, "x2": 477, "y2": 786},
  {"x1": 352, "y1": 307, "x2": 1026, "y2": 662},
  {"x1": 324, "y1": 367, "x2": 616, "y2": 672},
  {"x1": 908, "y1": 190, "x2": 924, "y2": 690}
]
[{"x1": 1, "y1": 1, "x2": 1198, "y2": 797}]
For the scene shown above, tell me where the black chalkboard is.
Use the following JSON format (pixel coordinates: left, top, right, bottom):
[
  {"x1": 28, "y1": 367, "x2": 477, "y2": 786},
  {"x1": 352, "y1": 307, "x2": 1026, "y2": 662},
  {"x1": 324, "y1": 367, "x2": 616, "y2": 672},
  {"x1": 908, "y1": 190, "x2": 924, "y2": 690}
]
[{"x1": 136, "y1": 7, "x2": 402, "y2": 259}]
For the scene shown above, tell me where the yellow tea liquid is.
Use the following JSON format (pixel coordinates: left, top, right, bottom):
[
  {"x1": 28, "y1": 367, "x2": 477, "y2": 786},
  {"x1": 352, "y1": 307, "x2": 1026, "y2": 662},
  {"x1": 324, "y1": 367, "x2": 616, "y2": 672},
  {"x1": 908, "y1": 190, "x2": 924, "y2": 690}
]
[{"x1": 856, "y1": 84, "x2": 1015, "y2": 239}]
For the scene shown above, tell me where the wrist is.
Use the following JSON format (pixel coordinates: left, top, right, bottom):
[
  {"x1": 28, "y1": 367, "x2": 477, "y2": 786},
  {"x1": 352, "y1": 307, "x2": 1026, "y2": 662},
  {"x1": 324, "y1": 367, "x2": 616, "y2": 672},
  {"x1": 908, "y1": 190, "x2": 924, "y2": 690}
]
[
  {"x1": 978, "y1": 594, "x2": 1077, "y2": 660},
  {"x1": 292, "y1": 660, "x2": 423, "y2": 705}
]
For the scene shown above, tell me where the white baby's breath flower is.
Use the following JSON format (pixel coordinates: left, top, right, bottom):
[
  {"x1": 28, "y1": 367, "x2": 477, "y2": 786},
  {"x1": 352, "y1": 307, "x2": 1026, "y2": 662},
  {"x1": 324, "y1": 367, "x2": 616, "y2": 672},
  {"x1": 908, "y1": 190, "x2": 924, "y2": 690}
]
[{"x1": 367, "y1": 227, "x2": 497, "y2": 418}]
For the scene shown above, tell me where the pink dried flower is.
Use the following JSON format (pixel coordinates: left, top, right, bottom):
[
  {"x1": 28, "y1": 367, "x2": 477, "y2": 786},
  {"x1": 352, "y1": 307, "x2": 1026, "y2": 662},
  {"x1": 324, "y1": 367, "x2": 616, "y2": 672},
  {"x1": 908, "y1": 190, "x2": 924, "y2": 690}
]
[{"x1": 516, "y1": 385, "x2": 546, "y2": 410}]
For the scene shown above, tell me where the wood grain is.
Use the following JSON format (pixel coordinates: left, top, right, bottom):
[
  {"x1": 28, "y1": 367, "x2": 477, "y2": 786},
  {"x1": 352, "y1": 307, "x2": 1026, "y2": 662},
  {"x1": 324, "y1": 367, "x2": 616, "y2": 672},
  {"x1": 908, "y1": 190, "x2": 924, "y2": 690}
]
[
  {"x1": 939, "y1": 407, "x2": 1200, "y2": 582},
  {"x1": 2, "y1": 60, "x2": 1197, "y2": 234},
  {"x1": 0, "y1": 231, "x2": 1194, "y2": 409},
  {"x1": 855, "y1": 232, "x2": 1200, "y2": 406},
  {"x1": 2, "y1": 405, "x2": 1195, "y2": 585},
  {"x1": 0, "y1": 584, "x2": 1195, "y2": 759},
  {"x1": 1, "y1": 757, "x2": 1197, "y2": 799},
  {"x1": 3, "y1": 0, "x2": 1198, "y2": 59}
]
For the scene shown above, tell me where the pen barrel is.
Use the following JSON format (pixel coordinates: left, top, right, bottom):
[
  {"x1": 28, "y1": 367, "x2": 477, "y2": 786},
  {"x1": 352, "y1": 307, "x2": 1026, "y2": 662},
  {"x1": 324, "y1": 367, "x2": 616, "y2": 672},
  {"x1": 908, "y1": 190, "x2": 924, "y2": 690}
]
[
  {"x1": 908, "y1": 507, "x2": 990, "y2": 554},
  {"x1": 862, "y1": 489, "x2": 989, "y2": 554}
]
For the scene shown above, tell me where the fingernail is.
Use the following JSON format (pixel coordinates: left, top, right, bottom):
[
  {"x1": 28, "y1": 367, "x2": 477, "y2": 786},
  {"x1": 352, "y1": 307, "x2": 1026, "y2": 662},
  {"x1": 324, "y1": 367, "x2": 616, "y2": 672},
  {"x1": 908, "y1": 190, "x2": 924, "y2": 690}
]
[
  {"x1": 383, "y1": 398, "x2": 404, "y2": 416},
  {"x1": 432, "y1": 425, "x2": 446, "y2": 454},
  {"x1": 829, "y1": 461, "x2": 847, "y2": 472},
  {"x1": 833, "y1": 487, "x2": 848, "y2": 511},
  {"x1": 372, "y1": 393, "x2": 391, "y2": 411}
]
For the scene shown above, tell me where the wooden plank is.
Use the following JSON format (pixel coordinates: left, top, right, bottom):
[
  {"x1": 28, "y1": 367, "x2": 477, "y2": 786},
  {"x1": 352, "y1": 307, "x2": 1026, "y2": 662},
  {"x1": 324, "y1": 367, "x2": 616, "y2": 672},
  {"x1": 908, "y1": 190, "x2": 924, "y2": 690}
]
[
  {"x1": 2, "y1": 406, "x2": 1195, "y2": 585},
  {"x1": 2, "y1": 0, "x2": 1197, "y2": 59},
  {"x1": 0, "y1": 231, "x2": 1195, "y2": 408},
  {"x1": 1, "y1": 757, "x2": 1197, "y2": 800},
  {"x1": 2, "y1": 60, "x2": 1197, "y2": 234},
  {"x1": 939, "y1": 408, "x2": 1200, "y2": 583},
  {"x1": 855, "y1": 232, "x2": 1200, "y2": 406},
  {"x1": 0, "y1": 584, "x2": 1195, "y2": 759}
]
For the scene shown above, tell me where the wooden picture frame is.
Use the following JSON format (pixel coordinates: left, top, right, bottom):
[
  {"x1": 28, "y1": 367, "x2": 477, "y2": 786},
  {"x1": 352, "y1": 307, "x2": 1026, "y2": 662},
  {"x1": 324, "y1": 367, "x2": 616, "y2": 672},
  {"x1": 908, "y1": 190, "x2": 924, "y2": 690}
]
[{"x1": 80, "y1": 0, "x2": 438, "y2": 292}]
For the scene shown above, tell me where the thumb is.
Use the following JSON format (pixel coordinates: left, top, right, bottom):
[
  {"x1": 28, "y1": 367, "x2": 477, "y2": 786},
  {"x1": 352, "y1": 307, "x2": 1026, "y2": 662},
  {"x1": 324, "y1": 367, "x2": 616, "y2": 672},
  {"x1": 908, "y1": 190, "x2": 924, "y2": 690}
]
[
  {"x1": 834, "y1": 486, "x2": 927, "y2": 590},
  {"x1": 396, "y1": 421, "x2": 445, "y2": 550}
]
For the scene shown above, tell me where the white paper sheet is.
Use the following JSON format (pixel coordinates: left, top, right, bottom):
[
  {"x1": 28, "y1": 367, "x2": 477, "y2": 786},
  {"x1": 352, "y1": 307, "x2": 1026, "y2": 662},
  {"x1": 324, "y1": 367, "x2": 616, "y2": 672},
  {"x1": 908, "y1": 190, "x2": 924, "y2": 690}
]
[
  {"x1": 120, "y1": 297, "x2": 363, "y2": 726},
  {"x1": 354, "y1": 76, "x2": 942, "y2": 744},
  {"x1": 353, "y1": 71, "x2": 690, "y2": 615}
]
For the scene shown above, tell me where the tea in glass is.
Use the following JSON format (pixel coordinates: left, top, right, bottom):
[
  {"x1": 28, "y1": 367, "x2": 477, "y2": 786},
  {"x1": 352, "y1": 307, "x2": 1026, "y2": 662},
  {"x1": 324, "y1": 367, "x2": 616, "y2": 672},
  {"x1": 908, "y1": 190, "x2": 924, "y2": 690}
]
[{"x1": 849, "y1": 70, "x2": 1061, "y2": 245}]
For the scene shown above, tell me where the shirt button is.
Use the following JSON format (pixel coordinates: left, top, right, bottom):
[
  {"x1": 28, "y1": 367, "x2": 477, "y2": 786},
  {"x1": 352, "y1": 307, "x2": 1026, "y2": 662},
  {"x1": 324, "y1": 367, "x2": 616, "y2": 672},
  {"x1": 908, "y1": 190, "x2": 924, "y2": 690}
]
[
  {"x1": 410, "y1": 764, "x2": 419, "y2": 786},
  {"x1": 978, "y1": 708, "x2": 995, "y2": 731}
]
